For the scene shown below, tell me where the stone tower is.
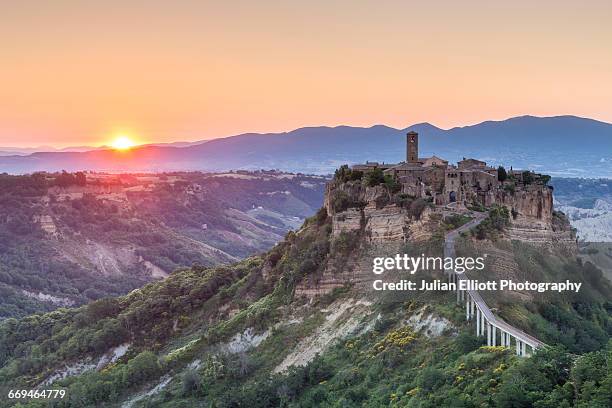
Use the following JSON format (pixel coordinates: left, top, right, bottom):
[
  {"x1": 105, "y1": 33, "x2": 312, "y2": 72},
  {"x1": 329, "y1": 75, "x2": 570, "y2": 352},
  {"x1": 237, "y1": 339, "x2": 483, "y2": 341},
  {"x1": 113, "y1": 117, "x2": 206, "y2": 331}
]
[{"x1": 407, "y1": 131, "x2": 418, "y2": 163}]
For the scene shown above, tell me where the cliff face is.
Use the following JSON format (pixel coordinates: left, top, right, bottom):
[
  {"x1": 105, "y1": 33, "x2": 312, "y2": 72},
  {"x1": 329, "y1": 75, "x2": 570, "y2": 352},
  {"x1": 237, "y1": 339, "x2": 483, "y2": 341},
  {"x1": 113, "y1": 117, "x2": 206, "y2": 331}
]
[
  {"x1": 299, "y1": 178, "x2": 576, "y2": 297},
  {"x1": 493, "y1": 185, "x2": 574, "y2": 248},
  {"x1": 297, "y1": 181, "x2": 442, "y2": 297},
  {"x1": 326, "y1": 178, "x2": 574, "y2": 252},
  {"x1": 325, "y1": 181, "x2": 440, "y2": 244}
]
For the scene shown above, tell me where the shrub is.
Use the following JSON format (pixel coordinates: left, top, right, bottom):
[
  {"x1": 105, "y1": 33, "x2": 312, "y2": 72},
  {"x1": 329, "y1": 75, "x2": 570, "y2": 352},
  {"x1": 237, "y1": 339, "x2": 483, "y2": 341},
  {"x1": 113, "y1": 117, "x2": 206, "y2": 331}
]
[
  {"x1": 417, "y1": 367, "x2": 446, "y2": 391},
  {"x1": 455, "y1": 331, "x2": 483, "y2": 353},
  {"x1": 331, "y1": 191, "x2": 352, "y2": 213},
  {"x1": 334, "y1": 165, "x2": 363, "y2": 183},
  {"x1": 364, "y1": 168, "x2": 385, "y2": 187},
  {"x1": 182, "y1": 369, "x2": 201, "y2": 396},
  {"x1": 522, "y1": 171, "x2": 535, "y2": 185},
  {"x1": 473, "y1": 205, "x2": 510, "y2": 240},
  {"x1": 124, "y1": 351, "x2": 162, "y2": 386},
  {"x1": 330, "y1": 190, "x2": 364, "y2": 213},
  {"x1": 315, "y1": 207, "x2": 328, "y2": 225}
]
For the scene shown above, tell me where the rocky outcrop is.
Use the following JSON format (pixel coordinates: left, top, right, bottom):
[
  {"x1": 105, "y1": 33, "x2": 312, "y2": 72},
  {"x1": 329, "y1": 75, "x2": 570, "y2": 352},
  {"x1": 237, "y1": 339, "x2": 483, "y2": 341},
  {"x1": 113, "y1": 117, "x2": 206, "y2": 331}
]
[
  {"x1": 298, "y1": 181, "x2": 442, "y2": 297},
  {"x1": 494, "y1": 185, "x2": 553, "y2": 225},
  {"x1": 303, "y1": 178, "x2": 575, "y2": 297},
  {"x1": 485, "y1": 185, "x2": 575, "y2": 249},
  {"x1": 327, "y1": 180, "x2": 439, "y2": 244}
]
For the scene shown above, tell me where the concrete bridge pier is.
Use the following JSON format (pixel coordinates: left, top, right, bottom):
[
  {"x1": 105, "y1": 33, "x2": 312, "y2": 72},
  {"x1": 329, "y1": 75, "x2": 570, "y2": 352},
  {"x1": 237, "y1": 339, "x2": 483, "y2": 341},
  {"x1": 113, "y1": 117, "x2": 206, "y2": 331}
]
[
  {"x1": 476, "y1": 308, "x2": 481, "y2": 336},
  {"x1": 514, "y1": 339, "x2": 531, "y2": 356},
  {"x1": 470, "y1": 298, "x2": 475, "y2": 318},
  {"x1": 480, "y1": 309, "x2": 486, "y2": 336}
]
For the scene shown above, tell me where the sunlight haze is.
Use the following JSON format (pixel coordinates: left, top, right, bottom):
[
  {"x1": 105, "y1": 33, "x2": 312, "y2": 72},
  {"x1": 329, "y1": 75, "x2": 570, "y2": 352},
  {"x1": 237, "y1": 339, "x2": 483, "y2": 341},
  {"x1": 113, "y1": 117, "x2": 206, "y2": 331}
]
[{"x1": 1, "y1": 1, "x2": 611, "y2": 147}]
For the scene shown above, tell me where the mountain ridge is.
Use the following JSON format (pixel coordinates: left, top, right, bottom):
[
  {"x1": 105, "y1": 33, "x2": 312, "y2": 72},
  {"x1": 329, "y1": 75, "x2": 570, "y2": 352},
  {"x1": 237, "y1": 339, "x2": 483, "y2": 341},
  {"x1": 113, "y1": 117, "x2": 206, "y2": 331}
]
[{"x1": 1, "y1": 115, "x2": 612, "y2": 176}]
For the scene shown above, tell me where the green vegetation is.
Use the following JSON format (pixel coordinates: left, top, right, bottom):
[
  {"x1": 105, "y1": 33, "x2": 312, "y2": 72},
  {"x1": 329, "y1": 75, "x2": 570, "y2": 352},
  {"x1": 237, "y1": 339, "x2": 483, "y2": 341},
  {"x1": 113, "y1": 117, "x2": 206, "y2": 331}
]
[
  {"x1": 333, "y1": 165, "x2": 363, "y2": 183},
  {"x1": 364, "y1": 168, "x2": 386, "y2": 187},
  {"x1": 0, "y1": 210, "x2": 335, "y2": 407},
  {"x1": 0, "y1": 172, "x2": 610, "y2": 407},
  {"x1": 393, "y1": 194, "x2": 430, "y2": 220},
  {"x1": 443, "y1": 214, "x2": 472, "y2": 230},
  {"x1": 497, "y1": 166, "x2": 507, "y2": 182},
  {"x1": 473, "y1": 205, "x2": 510, "y2": 240},
  {"x1": 522, "y1": 171, "x2": 535, "y2": 185},
  {"x1": 329, "y1": 190, "x2": 365, "y2": 213}
]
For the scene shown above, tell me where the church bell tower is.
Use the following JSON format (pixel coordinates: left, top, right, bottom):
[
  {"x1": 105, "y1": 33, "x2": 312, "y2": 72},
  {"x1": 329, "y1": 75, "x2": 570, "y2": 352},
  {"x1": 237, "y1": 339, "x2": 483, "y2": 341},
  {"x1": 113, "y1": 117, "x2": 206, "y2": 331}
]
[{"x1": 407, "y1": 131, "x2": 418, "y2": 163}]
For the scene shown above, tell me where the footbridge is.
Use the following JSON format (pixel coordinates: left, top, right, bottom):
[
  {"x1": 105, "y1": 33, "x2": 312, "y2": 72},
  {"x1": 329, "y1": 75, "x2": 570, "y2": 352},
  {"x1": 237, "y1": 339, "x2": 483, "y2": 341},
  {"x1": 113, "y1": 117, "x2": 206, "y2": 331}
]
[{"x1": 444, "y1": 214, "x2": 545, "y2": 356}]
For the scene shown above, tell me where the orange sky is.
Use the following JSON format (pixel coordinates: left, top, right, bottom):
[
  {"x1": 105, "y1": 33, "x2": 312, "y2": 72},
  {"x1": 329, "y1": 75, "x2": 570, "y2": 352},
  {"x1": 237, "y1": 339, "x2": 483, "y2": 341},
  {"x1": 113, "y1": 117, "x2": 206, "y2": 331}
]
[{"x1": 1, "y1": 1, "x2": 611, "y2": 148}]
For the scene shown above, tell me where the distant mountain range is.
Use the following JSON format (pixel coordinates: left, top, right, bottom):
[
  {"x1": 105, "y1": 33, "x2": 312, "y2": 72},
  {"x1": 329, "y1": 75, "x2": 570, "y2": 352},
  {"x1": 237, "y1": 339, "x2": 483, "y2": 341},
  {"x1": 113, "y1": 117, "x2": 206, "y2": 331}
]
[{"x1": 2, "y1": 115, "x2": 612, "y2": 176}]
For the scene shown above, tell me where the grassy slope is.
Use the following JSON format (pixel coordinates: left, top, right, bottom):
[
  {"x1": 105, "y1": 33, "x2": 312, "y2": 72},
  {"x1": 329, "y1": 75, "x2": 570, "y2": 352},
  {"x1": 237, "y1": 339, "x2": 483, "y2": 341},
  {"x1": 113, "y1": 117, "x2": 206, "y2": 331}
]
[{"x1": 0, "y1": 209, "x2": 610, "y2": 408}]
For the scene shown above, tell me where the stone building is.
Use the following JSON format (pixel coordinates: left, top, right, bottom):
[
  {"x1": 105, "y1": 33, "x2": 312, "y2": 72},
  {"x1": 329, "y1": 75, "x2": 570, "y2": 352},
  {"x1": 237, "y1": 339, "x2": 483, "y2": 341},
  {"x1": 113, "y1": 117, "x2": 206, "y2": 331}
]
[{"x1": 352, "y1": 131, "x2": 502, "y2": 206}]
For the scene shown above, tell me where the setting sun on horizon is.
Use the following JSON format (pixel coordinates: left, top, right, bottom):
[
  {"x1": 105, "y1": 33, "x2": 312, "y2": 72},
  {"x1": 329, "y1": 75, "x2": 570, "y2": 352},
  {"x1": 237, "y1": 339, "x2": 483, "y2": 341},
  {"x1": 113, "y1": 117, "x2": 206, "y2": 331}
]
[{"x1": 110, "y1": 135, "x2": 136, "y2": 151}]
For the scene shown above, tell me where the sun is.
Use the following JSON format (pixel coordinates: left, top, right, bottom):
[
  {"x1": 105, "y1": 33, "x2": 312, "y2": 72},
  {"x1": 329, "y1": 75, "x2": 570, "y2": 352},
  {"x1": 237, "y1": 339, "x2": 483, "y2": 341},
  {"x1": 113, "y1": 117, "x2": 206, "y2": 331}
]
[{"x1": 110, "y1": 135, "x2": 136, "y2": 151}]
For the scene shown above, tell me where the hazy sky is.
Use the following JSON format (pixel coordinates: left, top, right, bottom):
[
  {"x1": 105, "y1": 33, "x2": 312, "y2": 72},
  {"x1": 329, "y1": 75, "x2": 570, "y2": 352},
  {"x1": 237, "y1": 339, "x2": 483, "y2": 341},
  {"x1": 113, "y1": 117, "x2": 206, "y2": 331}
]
[{"x1": 1, "y1": 1, "x2": 611, "y2": 147}]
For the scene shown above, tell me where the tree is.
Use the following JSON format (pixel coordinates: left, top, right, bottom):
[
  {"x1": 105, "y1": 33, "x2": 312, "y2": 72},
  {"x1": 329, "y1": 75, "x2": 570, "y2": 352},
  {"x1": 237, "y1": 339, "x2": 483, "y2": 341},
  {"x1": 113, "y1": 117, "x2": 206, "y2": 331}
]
[
  {"x1": 498, "y1": 166, "x2": 507, "y2": 182},
  {"x1": 75, "y1": 171, "x2": 87, "y2": 186},
  {"x1": 364, "y1": 168, "x2": 385, "y2": 187},
  {"x1": 124, "y1": 351, "x2": 161, "y2": 386},
  {"x1": 87, "y1": 298, "x2": 121, "y2": 320},
  {"x1": 383, "y1": 174, "x2": 401, "y2": 193},
  {"x1": 522, "y1": 171, "x2": 535, "y2": 185},
  {"x1": 55, "y1": 171, "x2": 76, "y2": 187},
  {"x1": 334, "y1": 165, "x2": 362, "y2": 183}
]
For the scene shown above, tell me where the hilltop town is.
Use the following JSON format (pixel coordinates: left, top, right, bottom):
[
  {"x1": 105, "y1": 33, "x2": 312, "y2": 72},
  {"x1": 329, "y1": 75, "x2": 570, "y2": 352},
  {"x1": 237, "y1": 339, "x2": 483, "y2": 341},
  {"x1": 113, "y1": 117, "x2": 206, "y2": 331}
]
[
  {"x1": 324, "y1": 131, "x2": 572, "y2": 246},
  {"x1": 352, "y1": 131, "x2": 550, "y2": 209},
  {"x1": 298, "y1": 131, "x2": 578, "y2": 299}
]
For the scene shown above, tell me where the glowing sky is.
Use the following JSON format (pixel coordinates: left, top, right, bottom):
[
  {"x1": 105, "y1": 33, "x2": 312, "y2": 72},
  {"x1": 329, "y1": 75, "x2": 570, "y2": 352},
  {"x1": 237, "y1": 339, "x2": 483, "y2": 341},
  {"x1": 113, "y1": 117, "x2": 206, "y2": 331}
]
[{"x1": 1, "y1": 1, "x2": 611, "y2": 147}]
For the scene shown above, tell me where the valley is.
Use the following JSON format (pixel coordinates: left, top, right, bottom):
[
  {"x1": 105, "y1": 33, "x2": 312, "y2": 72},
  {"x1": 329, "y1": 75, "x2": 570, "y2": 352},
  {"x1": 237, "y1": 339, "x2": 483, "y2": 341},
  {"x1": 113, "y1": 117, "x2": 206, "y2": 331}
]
[
  {"x1": 0, "y1": 171, "x2": 327, "y2": 318},
  {"x1": 552, "y1": 177, "x2": 612, "y2": 242}
]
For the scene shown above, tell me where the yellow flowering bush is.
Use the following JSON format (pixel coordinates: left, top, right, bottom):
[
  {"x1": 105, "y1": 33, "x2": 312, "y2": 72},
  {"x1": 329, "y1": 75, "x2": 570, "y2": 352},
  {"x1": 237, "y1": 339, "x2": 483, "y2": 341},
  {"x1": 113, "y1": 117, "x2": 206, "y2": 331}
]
[
  {"x1": 479, "y1": 345, "x2": 506, "y2": 353},
  {"x1": 370, "y1": 327, "x2": 417, "y2": 356}
]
